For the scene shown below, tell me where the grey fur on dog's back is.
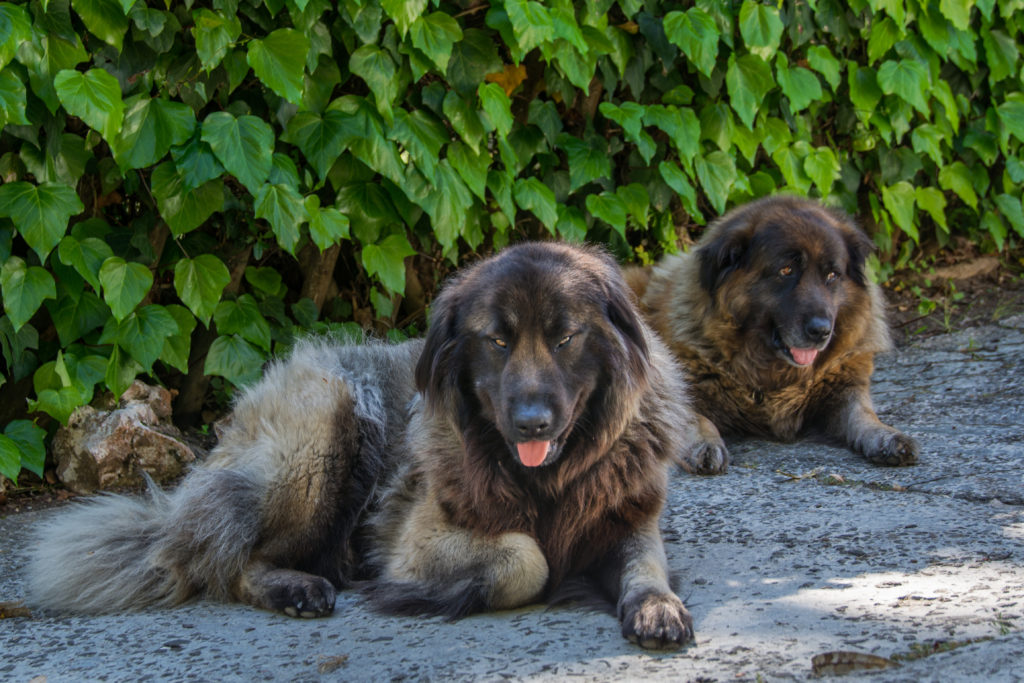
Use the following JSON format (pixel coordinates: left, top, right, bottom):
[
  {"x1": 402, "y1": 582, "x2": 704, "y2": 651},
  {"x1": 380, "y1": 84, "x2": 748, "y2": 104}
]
[{"x1": 28, "y1": 338, "x2": 423, "y2": 614}]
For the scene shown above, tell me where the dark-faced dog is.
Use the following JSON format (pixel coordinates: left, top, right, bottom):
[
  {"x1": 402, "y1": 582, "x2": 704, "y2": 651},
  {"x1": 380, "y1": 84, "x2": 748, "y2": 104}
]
[
  {"x1": 30, "y1": 242, "x2": 697, "y2": 650},
  {"x1": 627, "y1": 196, "x2": 919, "y2": 471}
]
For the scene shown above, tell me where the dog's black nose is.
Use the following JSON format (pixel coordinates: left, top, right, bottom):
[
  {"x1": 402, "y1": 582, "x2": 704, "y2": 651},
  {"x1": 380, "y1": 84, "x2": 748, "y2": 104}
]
[
  {"x1": 804, "y1": 316, "x2": 832, "y2": 342},
  {"x1": 513, "y1": 403, "x2": 553, "y2": 438}
]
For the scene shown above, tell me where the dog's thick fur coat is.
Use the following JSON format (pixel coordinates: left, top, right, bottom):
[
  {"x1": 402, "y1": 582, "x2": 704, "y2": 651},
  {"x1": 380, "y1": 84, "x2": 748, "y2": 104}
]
[
  {"x1": 29, "y1": 242, "x2": 696, "y2": 649},
  {"x1": 627, "y1": 196, "x2": 918, "y2": 471}
]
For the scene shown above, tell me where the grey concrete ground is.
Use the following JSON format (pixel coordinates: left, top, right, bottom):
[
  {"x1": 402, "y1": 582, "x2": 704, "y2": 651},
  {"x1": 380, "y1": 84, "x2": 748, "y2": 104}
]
[{"x1": 2, "y1": 316, "x2": 1023, "y2": 682}]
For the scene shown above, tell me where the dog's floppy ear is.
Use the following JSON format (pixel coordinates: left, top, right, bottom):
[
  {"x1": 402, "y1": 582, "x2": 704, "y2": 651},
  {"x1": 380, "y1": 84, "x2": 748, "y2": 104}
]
[
  {"x1": 415, "y1": 281, "x2": 463, "y2": 412},
  {"x1": 697, "y1": 220, "x2": 751, "y2": 293},
  {"x1": 593, "y1": 251, "x2": 649, "y2": 379},
  {"x1": 842, "y1": 222, "x2": 875, "y2": 286}
]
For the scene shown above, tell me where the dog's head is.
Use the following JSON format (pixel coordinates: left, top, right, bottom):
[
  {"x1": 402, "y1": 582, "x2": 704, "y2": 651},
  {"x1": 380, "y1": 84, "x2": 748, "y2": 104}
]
[
  {"x1": 416, "y1": 242, "x2": 649, "y2": 469},
  {"x1": 697, "y1": 196, "x2": 874, "y2": 368}
]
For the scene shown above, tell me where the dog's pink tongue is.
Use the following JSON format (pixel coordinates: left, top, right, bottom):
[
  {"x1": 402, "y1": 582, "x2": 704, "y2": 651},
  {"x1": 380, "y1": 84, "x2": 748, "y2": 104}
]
[
  {"x1": 790, "y1": 347, "x2": 819, "y2": 366},
  {"x1": 517, "y1": 441, "x2": 549, "y2": 467}
]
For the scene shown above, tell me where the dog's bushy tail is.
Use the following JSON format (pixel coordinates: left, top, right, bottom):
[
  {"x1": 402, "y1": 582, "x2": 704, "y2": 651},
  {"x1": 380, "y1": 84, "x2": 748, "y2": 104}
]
[{"x1": 28, "y1": 467, "x2": 263, "y2": 614}]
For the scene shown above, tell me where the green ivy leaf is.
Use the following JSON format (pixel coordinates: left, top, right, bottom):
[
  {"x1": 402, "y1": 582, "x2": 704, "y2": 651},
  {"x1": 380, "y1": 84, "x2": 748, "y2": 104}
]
[
  {"x1": 557, "y1": 133, "x2": 611, "y2": 192},
  {"x1": 881, "y1": 181, "x2": 918, "y2": 241},
  {"x1": 159, "y1": 304, "x2": 196, "y2": 374},
  {"x1": 772, "y1": 142, "x2": 812, "y2": 195},
  {"x1": 981, "y1": 30, "x2": 1017, "y2": 84},
  {"x1": 0, "y1": 181, "x2": 83, "y2": 262},
  {"x1": 151, "y1": 162, "x2": 224, "y2": 236},
  {"x1": 381, "y1": 0, "x2": 426, "y2": 37},
  {"x1": 0, "y1": 3, "x2": 31, "y2": 71},
  {"x1": 804, "y1": 147, "x2": 840, "y2": 196},
  {"x1": 505, "y1": 0, "x2": 555, "y2": 53},
  {"x1": 287, "y1": 110, "x2": 350, "y2": 181},
  {"x1": 245, "y1": 267, "x2": 283, "y2": 297},
  {"x1": 911, "y1": 124, "x2": 946, "y2": 166},
  {"x1": 115, "y1": 304, "x2": 179, "y2": 372},
  {"x1": 304, "y1": 196, "x2": 351, "y2": 252},
  {"x1": 349, "y1": 45, "x2": 398, "y2": 122},
  {"x1": 867, "y1": 16, "x2": 900, "y2": 64},
  {"x1": 214, "y1": 295, "x2": 271, "y2": 352},
  {"x1": 617, "y1": 183, "x2": 650, "y2": 228},
  {"x1": 807, "y1": 45, "x2": 841, "y2": 92},
  {"x1": 58, "y1": 235, "x2": 113, "y2": 293},
  {"x1": 915, "y1": 186, "x2": 948, "y2": 233},
  {"x1": 938, "y1": 0, "x2": 971, "y2": 30},
  {"x1": 514, "y1": 177, "x2": 558, "y2": 234},
  {"x1": 390, "y1": 109, "x2": 447, "y2": 182},
  {"x1": 71, "y1": 0, "x2": 129, "y2": 50},
  {"x1": 448, "y1": 29, "x2": 504, "y2": 98},
  {"x1": 171, "y1": 132, "x2": 225, "y2": 192},
  {"x1": 644, "y1": 105, "x2": 700, "y2": 170},
  {"x1": 4, "y1": 420, "x2": 46, "y2": 478},
  {"x1": 99, "y1": 344, "x2": 138, "y2": 400},
  {"x1": 478, "y1": 82, "x2": 514, "y2": 137},
  {"x1": 99, "y1": 256, "x2": 153, "y2": 322},
  {"x1": 0, "y1": 434, "x2": 22, "y2": 482},
  {"x1": 410, "y1": 12, "x2": 462, "y2": 74},
  {"x1": 201, "y1": 112, "x2": 273, "y2": 195},
  {"x1": 695, "y1": 150, "x2": 736, "y2": 214},
  {"x1": 362, "y1": 233, "x2": 416, "y2": 295},
  {"x1": 48, "y1": 288, "x2": 109, "y2": 346},
  {"x1": 585, "y1": 192, "x2": 627, "y2": 239},
  {"x1": 54, "y1": 67, "x2": 124, "y2": 141},
  {"x1": 848, "y1": 64, "x2": 883, "y2": 115},
  {"x1": 658, "y1": 161, "x2": 702, "y2": 223},
  {"x1": 739, "y1": 0, "x2": 784, "y2": 58},
  {"x1": 994, "y1": 194, "x2": 1024, "y2": 238},
  {"x1": 0, "y1": 69, "x2": 29, "y2": 128},
  {"x1": 205, "y1": 334, "x2": 265, "y2": 387},
  {"x1": 113, "y1": 96, "x2": 196, "y2": 171},
  {"x1": 938, "y1": 161, "x2": 978, "y2": 210},
  {"x1": 447, "y1": 141, "x2": 490, "y2": 200},
  {"x1": 254, "y1": 183, "x2": 309, "y2": 256},
  {"x1": 877, "y1": 59, "x2": 930, "y2": 115},
  {"x1": 192, "y1": 8, "x2": 242, "y2": 72},
  {"x1": 726, "y1": 53, "x2": 773, "y2": 130},
  {"x1": 997, "y1": 97, "x2": 1024, "y2": 144},
  {"x1": 1, "y1": 257, "x2": 56, "y2": 331},
  {"x1": 776, "y1": 54, "x2": 822, "y2": 113},
  {"x1": 174, "y1": 254, "x2": 230, "y2": 325},
  {"x1": 247, "y1": 28, "x2": 309, "y2": 105},
  {"x1": 555, "y1": 205, "x2": 587, "y2": 242},
  {"x1": 663, "y1": 8, "x2": 719, "y2": 78}
]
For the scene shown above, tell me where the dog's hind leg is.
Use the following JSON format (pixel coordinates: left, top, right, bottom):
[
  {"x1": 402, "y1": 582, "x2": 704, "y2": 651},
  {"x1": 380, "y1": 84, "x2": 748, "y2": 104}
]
[{"x1": 367, "y1": 490, "x2": 549, "y2": 619}]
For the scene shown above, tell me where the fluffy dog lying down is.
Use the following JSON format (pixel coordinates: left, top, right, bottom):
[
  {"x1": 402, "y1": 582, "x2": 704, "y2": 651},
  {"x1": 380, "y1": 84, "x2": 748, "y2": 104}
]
[
  {"x1": 30, "y1": 242, "x2": 698, "y2": 650},
  {"x1": 627, "y1": 196, "x2": 919, "y2": 473}
]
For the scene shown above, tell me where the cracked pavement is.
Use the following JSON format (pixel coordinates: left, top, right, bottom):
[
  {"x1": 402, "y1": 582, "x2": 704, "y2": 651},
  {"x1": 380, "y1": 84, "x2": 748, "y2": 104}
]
[{"x1": 2, "y1": 316, "x2": 1023, "y2": 681}]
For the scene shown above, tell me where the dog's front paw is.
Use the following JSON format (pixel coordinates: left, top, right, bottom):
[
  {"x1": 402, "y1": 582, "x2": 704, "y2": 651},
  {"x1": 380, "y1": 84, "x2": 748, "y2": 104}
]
[
  {"x1": 678, "y1": 415, "x2": 730, "y2": 475},
  {"x1": 262, "y1": 570, "x2": 337, "y2": 618},
  {"x1": 863, "y1": 430, "x2": 919, "y2": 467},
  {"x1": 620, "y1": 590, "x2": 694, "y2": 650}
]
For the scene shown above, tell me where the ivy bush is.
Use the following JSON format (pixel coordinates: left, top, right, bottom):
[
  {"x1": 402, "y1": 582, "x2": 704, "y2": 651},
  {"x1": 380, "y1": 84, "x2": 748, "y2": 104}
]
[{"x1": 1, "y1": 0, "x2": 1022, "y2": 484}]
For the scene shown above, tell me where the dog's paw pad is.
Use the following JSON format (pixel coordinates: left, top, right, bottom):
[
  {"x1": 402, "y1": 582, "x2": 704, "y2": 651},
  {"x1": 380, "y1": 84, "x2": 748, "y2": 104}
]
[
  {"x1": 866, "y1": 432, "x2": 920, "y2": 467},
  {"x1": 621, "y1": 592, "x2": 694, "y2": 650},
  {"x1": 267, "y1": 574, "x2": 336, "y2": 618}
]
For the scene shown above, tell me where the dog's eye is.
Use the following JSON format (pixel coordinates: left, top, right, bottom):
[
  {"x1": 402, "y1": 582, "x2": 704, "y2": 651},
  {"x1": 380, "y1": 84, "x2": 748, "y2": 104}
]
[
  {"x1": 556, "y1": 335, "x2": 573, "y2": 349},
  {"x1": 826, "y1": 271, "x2": 840, "y2": 284},
  {"x1": 491, "y1": 337, "x2": 507, "y2": 349},
  {"x1": 779, "y1": 265, "x2": 793, "y2": 277}
]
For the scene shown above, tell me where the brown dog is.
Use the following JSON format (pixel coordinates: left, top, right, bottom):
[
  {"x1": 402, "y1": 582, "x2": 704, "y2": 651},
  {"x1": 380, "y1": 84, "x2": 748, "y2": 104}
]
[{"x1": 627, "y1": 196, "x2": 919, "y2": 472}]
